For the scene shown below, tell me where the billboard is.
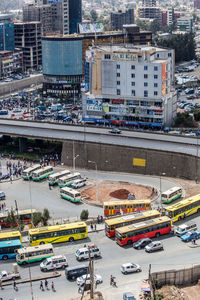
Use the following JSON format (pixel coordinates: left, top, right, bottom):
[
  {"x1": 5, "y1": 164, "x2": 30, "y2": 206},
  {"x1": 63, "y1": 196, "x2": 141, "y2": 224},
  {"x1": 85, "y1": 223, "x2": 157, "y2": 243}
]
[
  {"x1": 86, "y1": 99, "x2": 102, "y2": 111},
  {"x1": 133, "y1": 158, "x2": 146, "y2": 167},
  {"x1": 162, "y1": 62, "x2": 167, "y2": 96},
  {"x1": 78, "y1": 22, "x2": 104, "y2": 34},
  {"x1": 42, "y1": 39, "x2": 82, "y2": 76}
]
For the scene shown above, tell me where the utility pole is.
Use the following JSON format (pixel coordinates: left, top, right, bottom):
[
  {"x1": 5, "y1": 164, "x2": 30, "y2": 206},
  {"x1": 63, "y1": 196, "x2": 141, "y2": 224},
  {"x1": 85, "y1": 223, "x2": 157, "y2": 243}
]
[
  {"x1": 15, "y1": 200, "x2": 19, "y2": 227},
  {"x1": 80, "y1": 246, "x2": 94, "y2": 300}
]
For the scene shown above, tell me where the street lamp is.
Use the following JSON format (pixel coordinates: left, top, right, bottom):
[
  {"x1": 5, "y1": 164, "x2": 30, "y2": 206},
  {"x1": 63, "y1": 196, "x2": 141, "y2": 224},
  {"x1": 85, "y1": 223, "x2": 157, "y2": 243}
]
[
  {"x1": 73, "y1": 154, "x2": 79, "y2": 171},
  {"x1": 160, "y1": 172, "x2": 166, "y2": 211},
  {"x1": 88, "y1": 160, "x2": 98, "y2": 203}
]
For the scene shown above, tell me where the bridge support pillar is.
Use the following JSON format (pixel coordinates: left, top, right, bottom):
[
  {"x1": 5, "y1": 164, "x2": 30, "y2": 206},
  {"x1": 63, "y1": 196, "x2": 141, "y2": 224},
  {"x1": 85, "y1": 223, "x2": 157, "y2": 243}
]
[{"x1": 18, "y1": 137, "x2": 26, "y2": 153}]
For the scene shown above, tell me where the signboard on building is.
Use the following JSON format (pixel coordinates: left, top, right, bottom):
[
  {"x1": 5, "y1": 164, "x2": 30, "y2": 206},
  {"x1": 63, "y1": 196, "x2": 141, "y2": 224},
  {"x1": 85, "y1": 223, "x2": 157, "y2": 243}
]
[
  {"x1": 112, "y1": 53, "x2": 138, "y2": 62},
  {"x1": 79, "y1": 22, "x2": 104, "y2": 34},
  {"x1": 162, "y1": 62, "x2": 167, "y2": 96},
  {"x1": 87, "y1": 99, "x2": 102, "y2": 111},
  {"x1": 133, "y1": 158, "x2": 146, "y2": 167},
  {"x1": 111, "y1": 99, "x2": 124, "y2": 104}
]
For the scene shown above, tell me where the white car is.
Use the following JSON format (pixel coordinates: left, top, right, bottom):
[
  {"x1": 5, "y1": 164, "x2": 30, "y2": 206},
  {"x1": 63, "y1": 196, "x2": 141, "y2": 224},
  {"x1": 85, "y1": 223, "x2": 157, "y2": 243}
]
[
  {"x1": 76, "y1": 274, "x2": 103, "y2": 285},
  {"x1": 121, "y1": 263, "x2": 142, "y2": 274}
]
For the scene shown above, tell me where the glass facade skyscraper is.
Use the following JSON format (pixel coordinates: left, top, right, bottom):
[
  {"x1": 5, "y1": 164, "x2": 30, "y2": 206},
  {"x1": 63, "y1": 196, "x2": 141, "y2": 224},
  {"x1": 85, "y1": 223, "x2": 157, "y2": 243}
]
[
  {"x1": 69, "y1": 0, "x2": 82, "y2": 34},
  {"x1": 0, "y1": 23, "x2": 15, "y2": 51}
]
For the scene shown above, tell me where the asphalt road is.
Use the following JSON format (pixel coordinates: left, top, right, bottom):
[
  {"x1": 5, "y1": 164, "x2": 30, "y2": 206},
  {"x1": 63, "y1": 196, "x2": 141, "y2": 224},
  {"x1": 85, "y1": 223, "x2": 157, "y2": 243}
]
[{"x1": 1, "y1": 167, "x2": 177, "y2": 219}]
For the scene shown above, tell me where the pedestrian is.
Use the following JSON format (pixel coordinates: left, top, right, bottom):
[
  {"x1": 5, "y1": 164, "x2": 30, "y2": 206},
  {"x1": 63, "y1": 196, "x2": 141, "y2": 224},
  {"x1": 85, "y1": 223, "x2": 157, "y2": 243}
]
[
  {"x1": 45, "y1": 279, "x2": 48, "y2": 289},
  {"x1": 49, "y1": 183, "x2": 51, "y2": 190},
  {"x1": 40, "y1": 280, "x2": 44, "y2": 290},
  {"x1": 51, "y1": 281, "x2": 55, "y2": 291},
  {"x1": 94, "y1": 224, "x2": 97, "y2": 231},
  {"x1": 13, "y1": 280, "x2": 17, "y2": 290},
  {"x1": 91, "y1": 223, "x2": 93, "y2": 230},
  {"x1": 0, "y1": 279, "x2": 3, "y2": 290}
]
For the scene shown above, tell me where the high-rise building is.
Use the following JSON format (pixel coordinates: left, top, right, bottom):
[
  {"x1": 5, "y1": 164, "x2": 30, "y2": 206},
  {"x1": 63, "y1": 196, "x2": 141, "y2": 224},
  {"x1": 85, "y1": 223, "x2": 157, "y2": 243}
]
[
  {"x1": 0, "y1": 23, "x2": 15, "y2": 51},
  {"x1": 68, "y1": 0, "x2": 82, "y2": 34},
  {"x1": 110, "y1": 9, "x2": 134, "y2": 31},
  {"x1": 194, "y1": 0, "x2": 200, "y2": 9},
  {"x1": 42, "y1": 25, "x2": 152, "y2": 98},
  {"x1": 84, "y1": 44, "x2": 176, "y2": 128},
  {"x1": 142, "y1": 0, "x2": 157, "y2": 6},
  {"x1": 14, "y1": 22, "x2": 42, "y2": 70}
]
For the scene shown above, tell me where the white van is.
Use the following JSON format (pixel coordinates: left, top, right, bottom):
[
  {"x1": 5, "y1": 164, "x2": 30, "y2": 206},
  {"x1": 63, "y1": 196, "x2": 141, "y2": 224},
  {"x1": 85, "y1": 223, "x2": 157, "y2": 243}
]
[
  {"x1": 75, "y1": 245, "x2": 101, "y2": 261},
  {"x1": 40, "y1": 255, "x2": 68, "y2": 271},
  {"x1": 71, "y1": 178, "x2": 86, "y2": 189},
  {"x1": 175, "y1": 222, "x2": 197, "y2": 237}
]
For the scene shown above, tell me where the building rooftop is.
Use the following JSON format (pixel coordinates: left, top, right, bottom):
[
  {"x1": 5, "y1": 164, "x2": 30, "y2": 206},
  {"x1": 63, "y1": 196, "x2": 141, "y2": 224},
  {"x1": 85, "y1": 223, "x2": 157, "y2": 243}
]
[{"x1": 89, "y1": 44, "x2": 163, "y2": 54}]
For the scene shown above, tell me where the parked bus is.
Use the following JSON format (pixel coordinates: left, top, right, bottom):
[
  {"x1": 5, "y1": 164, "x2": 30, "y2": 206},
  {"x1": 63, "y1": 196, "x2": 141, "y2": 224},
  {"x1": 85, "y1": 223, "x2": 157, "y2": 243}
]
[
  {"x1": 115, "y1": 216, "x2": 172, "y2": 246},
  {"x1": 104, "y1": 200, "x2": 151, "y2": 217},
  {"x1": 164, "y1": 194, "x2": 200, "y2": 222},
  {"x1": 60, "y1": 186, "x2": 82, "y2": 203},
  {"x1": 48, "y1": 170, "x2": 71, "y2": 186},
  {"x1": 0, "y1": 231, "x2": 22, "y2": 243},
  {"x1": 0, "y1": 239, "x2": 22, "y2": 260},
  {"x1": 105, "y1": 210, "x2": 161, "y2": 238},
  {"x1": 0, "y1": 209, "x2": 37, "y2": 228},
  {"x1": 58, "y1": 173, "x2": 81, "y2": 188},
  {"x1": 161, "y1": 187, "x2": 182, "y2": 204},
  {"x1": 29, "y1": 222, "x2": 88, "y2": 246},
  {"x1": 16, "y1": 244, "x2": 54, "y2": 265},
  {"x1": 22, "y1": 164, "x2": 41, "y2": 180},
  {"x1": 32, "y1": 166, "x2": 54, "y2": 181}
]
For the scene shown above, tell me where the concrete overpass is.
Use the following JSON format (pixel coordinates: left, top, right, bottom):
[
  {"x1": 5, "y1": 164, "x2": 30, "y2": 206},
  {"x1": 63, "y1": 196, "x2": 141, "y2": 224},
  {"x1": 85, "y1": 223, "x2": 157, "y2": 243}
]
[{"x1": 0, "y1": 118, "x2": 199, "y2": 180}]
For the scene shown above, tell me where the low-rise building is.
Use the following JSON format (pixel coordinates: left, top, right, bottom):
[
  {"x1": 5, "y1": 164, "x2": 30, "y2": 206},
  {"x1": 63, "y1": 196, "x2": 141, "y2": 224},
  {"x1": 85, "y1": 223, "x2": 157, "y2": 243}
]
[
  {"x1": 84, "y1": 44, "x2": 176, "y2": 128},
  {"x1": 0, "y1": 50, "x2": 23, "y2": 79}
]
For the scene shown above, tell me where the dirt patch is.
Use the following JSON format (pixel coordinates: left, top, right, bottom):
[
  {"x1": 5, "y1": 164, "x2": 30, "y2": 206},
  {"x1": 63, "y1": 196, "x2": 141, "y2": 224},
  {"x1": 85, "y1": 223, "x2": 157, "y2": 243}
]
[
  {"x1": 81, "y1": 180, "x2": 155, "y2": 203},
  {"x1": 157, "y1": 283, "x2": 200, "y2": 300},
  {"x1": 109, "y1": 189, "x2": 130, "y2": 199}
]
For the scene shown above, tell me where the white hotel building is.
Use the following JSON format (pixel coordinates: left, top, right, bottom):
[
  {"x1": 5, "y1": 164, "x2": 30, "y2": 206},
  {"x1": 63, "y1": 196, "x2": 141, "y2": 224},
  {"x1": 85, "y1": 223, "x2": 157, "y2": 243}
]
[{"x1": 83, "y1": 44, "x2": 177, "y2": 128}]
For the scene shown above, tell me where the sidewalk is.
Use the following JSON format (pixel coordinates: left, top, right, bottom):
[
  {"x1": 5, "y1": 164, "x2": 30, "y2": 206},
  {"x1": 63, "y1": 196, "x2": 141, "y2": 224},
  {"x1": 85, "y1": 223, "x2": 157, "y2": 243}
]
[{"x1": 188, "y1": 239, "x2": 200, "y2": 248}]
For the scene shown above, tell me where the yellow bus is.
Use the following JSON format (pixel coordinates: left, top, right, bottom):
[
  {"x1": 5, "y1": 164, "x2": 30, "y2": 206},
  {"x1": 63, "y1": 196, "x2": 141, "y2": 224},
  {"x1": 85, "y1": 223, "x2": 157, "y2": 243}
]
[
  {"x1": 0, "y1": 231, "x2": 22, "y2": 243},
  {"x1": 105, "y1": 210, "x2": 161, "y2": 237},
  {"x1": 164, "y1": 194, "x2": 200, "y2": 222},
  {"x1": 29, "y1": 222, "x2": 88, "y2": 246}
]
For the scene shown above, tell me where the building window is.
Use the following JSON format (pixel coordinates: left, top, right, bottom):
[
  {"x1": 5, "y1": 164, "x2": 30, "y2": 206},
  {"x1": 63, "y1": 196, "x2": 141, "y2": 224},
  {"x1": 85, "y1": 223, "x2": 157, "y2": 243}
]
[
  {"x1": 131, "y1": 65, "x2": 135, "y2": 70},
  {"x1": 131, "y1": 82, "x2": 135, "y2": 86},
  {"x1": 154, "y1": 75, "x2": 158, "y2": 79},
  {"x1": 168, "y1": 52, "x2": 171, "y2": 57},
  {"x1": 132, "y1": 90, "x2": 135, "y2": 96},
  {"x1": 117, "y1": 81, "x2": 120, "y2": 85},
  {"x1": 144, "y1": 74, "x2": 148, "y2": 79},
  {"x1": 131, "y1": 73, "x2": 135, "y2": 78},
  {"x1": 144, "y1": 66, "x2": 148, "y2": 70},
  {"x1": 117, "y1": 89, "x2": 121, "y2": 95},
  {"x1": 105, "y1": 54, "x2": 111, "y2": 59},
  {"x1": 117, "y1": 73, "x2": 120, "y2": 77},
  {"x1": 154, "y1": 66, "x2": 158, "y2": 71},
  {"x1": 117, "y1": 64, "x2": 120, "y2": 69},
  {"x1": 154, "y1": 83, "x2": 158, "y2": 87},
  {"x1": 144, "y1": 82, "x2": 148, "y2": 87},
  {"x1": 144, "y1": 90, "x2": 148, "y2": 97},
  {"x1": 154, "y1": 91, "x2": 158, "y2": 95},
  {"x1": 157, "y1": 54, "x2": 159, "y2": 58}
]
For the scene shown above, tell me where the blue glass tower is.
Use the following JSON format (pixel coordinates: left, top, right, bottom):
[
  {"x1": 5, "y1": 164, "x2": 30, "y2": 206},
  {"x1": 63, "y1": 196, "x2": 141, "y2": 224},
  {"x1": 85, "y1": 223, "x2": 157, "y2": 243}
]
[
  {"x1": 69, "y1": 0, "x2": 82, "y2": 34},
  {"x1": 0, "y1": 23, "x2": 15, "y2": 51}
]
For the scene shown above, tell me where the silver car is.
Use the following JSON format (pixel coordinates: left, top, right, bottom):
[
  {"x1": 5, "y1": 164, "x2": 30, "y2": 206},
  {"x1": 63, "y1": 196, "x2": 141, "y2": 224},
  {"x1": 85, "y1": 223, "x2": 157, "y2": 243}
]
[
  {"x1": 145, "y1": 241, "x2": 163, "y2": 253},
  {"x1": 121, "y1": 263, "x2": 142, "y2": 274}
]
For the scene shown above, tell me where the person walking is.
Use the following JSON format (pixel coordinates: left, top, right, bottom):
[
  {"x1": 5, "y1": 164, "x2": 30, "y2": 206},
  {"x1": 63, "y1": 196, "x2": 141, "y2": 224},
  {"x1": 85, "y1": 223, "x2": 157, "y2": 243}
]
[
  {"x1": 0, "y1": 279, "x2": 3, "y2": 290},
  {"x1": 13, "y1": 280, "x2": 17, "y2": 291},
  {"x1": 51, "y1": 281, "x2": 55, "y2": 291},
  {"x1": 40, "y1": 281, "x2": 44, "y2": 290},
  {"x1": 45, "y1": 279, "x2": 48, "y2": 290}
]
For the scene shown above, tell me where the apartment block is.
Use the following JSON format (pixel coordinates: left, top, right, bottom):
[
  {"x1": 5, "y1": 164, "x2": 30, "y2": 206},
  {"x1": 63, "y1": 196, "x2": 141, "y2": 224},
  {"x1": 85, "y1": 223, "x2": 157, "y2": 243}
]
[
  {"x1": 0, "y1": 50, "x2": 23, "y2": 79},
  {"x1": 110, "y1": 9, "x2": 134, "y2": 31},
  {"x1": 84, "y1": 44, "x2": 176, "y2": 128}
]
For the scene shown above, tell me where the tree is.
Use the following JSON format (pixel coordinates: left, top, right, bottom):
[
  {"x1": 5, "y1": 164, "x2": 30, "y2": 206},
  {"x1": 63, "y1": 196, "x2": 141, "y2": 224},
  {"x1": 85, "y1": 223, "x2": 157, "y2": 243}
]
[
  {"x1": 175, "y1": 112, "x2": 195, "y2": 127},
  {"x1": 194, "y1": 109, "x2": 200, "y2": 121},
  {"x1": 32, "y1": 212, "x2": 42, "y2": 227},
  {"x1": 149, "y1": 19, "x2": 160, "y2": 34},
  {"x1": 6, "y1": 208, "x2": 17, "y2": 228},
  {"x1": 41, "y1": 208, "x2": 50, "y2": 226},
  {"x1": 90, "y1": 10, "x2": 98, "y2": 22},
  {"x1": 80, "y1": 209, "x2": 89, "y2": 220}
]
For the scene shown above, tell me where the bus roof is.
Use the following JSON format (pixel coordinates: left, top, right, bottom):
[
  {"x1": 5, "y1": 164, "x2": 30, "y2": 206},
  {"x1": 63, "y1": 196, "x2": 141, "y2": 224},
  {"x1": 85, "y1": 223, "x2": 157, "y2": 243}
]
[
  {"x1": 105, "y1": 210, "x2": 160, "y2": 226},
  {"x1": 48, "y1": 170, "x2": 70, "y2": 179},
  {"x1": 161, "y1": 186, "x2": 182, "y2": 196},
  {"x1": 60, "y1": 186, "x2": 81, "y2": 195},
  {"x1": 0, "y1": 209, "x2": 37, "y2": 218},
  {"x1": 59, "y1": 172, "x2": 81, "y2": 181},
  {"x1": 23, "y1": 164, "x2": 41, "y2": 173},
  {"x1": 116, "y1": 216, "x2": 171, "y2": 234},
  {"x1": 29, "y1": 222, "x2": 87, "y2": 235},
  {"x1": 164, "y1": 194, "x2": 200, "y2": 212},
  {"x1": 17, "y1": 244, "x2": 53, "y2": 254},
  {"x1": 104, "y1": 200, "x2": 151, "y2": 206},
  {"x1": 0, "y1": 239, "x2": 21, "y2": 247},
  {"x1": 0, "y1": 231, "x2": 21, "y2": 239},
  {"x1": 32, "y1": 166, "x2": 53, "y2": 175}
]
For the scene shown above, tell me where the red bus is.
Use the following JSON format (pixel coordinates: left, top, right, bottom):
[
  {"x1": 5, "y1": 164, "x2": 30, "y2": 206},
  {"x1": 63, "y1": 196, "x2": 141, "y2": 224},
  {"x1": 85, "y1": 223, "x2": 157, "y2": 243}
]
[
  {"x1": 105, "y1": 210, "x2": 161, "y2": 238},
  {"x1": 115, "y1": 216, "x2": 172, "y2": 246},
  {"x1": 104, "y1": 200, "x2": 151, "y2": 217},
  {"x1": 0, "y1": 209, "x2": 37, "y2": 228}
]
